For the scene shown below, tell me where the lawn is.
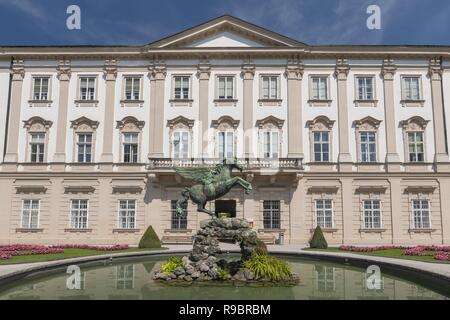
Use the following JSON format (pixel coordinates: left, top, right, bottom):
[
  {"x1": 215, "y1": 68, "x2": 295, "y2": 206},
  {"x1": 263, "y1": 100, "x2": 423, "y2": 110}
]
[
  {"x1": 0, "y1": 247, "x2": 167, "y2": 265},
  {"x1": 303, "y1": 247, "x2": 450, "y2": 264}
]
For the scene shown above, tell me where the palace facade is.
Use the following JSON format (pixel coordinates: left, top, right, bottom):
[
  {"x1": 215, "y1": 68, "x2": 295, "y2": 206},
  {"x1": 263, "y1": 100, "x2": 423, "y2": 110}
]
[{"x1": 0, "y1": 15, "x2": 450, "y2": 246}]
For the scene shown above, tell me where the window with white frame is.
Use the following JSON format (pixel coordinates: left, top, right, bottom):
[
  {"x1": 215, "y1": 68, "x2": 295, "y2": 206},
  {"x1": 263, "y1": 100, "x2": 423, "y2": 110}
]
[
  {"x1": 173, "y1": 131, "x2": 189, "y2": 159},
  {"x1": 403, "y1": 76, "x2": 421, "y2": 100},
  {"x1": 315, "y1": 266, "x2": 336, "y2": 292},
  {"x1": 124, "y1": 77, "x2": 141, "y2": 100},
  {"x1": 315, "y1": 199, "x2": 333, "y2": 228},
  {"x1": 174, "y1": 76, "x2": 190, "y2": 99},
  {"x1": 411, "y1": 199, "x2": 431, "y2": 229},
  {"x1": 407, "y1": 132, "x2": 424, "y2": 162},
  {"x1": 30, "y1": 133, "x2": 45, "y2": 163},
  {"x1": 32, "y1": 77, "x2": 49, "y2": 100},
  {"x1": 21, "y1": 199, "x2": 40, "y2": 229},
  {"x1": 313, "y1": 131, "x2": 330, "y2": 162},
  {"x1": 261, "y1": 76, "x2": 278, "y2": 99},
  {"x1": 360, "y1": 132, "x2": 377, "y2": 162},
  {"x1": 171, "y1": 200, "x2": 187, "y2": 230},
  {"x1": 218, "y1": 131, "x2": 234, "y2": 159},
  {"x1": 362, "y1": 200, "x2": 382, "y2": 229},
  {"x1": 116, "y1": 265, "x2": 134, "y2": 289},
  {"x1": 263, "y1": 200, "x2": 280, "y2": 229},
  {"x1": 357, "y1": 76, "x2": 374, "y2": 100},
  {"x1": 79, "y1": 77, "x2": 96, "y2": 100},
  {"x1": 218, "y1": 76, "x2": 234, "y2": 99},
  {"x1": 118, "y1": 200, "x2": 136, "y2": 229},
  {"x1": 123, "y1": 133, "x2": 139, "y2": 163},
  {"x1": 262, "y1": 131, "x2": 279, "y2": 159},
  {"x1": 70, "y1": 199, "x2": 88, "y2": 229},
  {"x1": 77, "y1": 133, "x2": 92, "y2": 163},
  {"x1": 311, "y1": 76, "x2": 328, "y2": 100}
]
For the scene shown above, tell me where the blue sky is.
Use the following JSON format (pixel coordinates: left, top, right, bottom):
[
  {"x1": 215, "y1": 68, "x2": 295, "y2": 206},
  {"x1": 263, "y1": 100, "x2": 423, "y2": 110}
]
[{"x1": 0, "y1": 0, "x2": 449, "y2": 46}]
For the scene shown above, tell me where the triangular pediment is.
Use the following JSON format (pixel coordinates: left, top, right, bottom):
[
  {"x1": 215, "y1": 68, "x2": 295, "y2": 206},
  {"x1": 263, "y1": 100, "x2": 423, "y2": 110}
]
[{"x1": 148, "y1": 15, "x2": 306, "y2": 49}]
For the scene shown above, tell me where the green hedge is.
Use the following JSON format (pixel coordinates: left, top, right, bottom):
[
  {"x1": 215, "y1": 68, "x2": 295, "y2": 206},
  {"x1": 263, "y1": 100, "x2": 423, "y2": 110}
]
[
  {"x1": 138, "y1": 225, "x2": 161, "y2": 249},
  {"x1": 309, "y1": 226, "x2": 328, "y2": 249}
]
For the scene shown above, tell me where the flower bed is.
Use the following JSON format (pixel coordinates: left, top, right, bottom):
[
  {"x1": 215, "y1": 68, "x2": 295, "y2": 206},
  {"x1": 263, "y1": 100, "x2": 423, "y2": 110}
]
[
  {"x1": 338, "y1": 245, "x2": 450, "y2": 261},
  {"x1": 0, "y1": 244, "x2": 129, "y2": 260}
]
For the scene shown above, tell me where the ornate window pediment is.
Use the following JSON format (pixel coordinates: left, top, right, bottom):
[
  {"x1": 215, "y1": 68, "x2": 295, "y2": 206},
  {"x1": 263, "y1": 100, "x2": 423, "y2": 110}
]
[
  {"x1": 306, "y1": 116, "x2": 335, "y2": 131},
  {"x1": 256, "y1": 116, "x2": 284, "y2": 130},
  {"x1": 353, "y1": 116, "x2": 382, "y2": 131},
  {"x1": 23, "y1": 116, "x2": 53, "y2": 132},
  {"x1": 71, "y1": 116, "x2": 99, "y2": 132},
  {"x1": 116, "y1": 116, "x2": 145, "y2": 132},
  {"x1": 167, "y1": 116, "x2": 195, "y2": 130},
  {"x1": 400, "y1": 116, "x2": 429, "y2": 131},
  {"x1": 211, "y1": 116, "x2": 240, "y2": 130}
]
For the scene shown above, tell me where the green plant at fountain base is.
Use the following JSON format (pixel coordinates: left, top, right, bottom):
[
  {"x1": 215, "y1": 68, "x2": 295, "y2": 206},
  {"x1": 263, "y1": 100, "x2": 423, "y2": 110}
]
[
  {"x1": 217, "y1": 268, "x2": 231, "y2": 281},
  {"x1": 161, "y1": 256, "x2": 183, "y2": 273},
  {"x1": 254, "y1": 239, "x2": 268, "y2": 255},
  {"x1": 243, "y1": 253, "x2": 293, "y2": 281}
]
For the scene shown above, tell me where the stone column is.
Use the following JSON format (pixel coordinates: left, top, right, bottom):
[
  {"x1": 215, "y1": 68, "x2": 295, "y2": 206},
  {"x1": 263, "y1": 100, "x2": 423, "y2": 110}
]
[
  {"x1": 341, "y1": 178, "x2": 354, "y2": 244},
  {"x1": 100, "y1": 59, "x2": 117, "y2": 163},
  {"x1": 197, "y1": 61, "x2": 211, "y2": 158},
  {"x1": 389, "y1": 178, "x2": 403, "y2": 244},
  {"x1": 53, "y1": 60, "x2": 71, "y2": 163},
  {"x1": 4, "y1": 60, "x2": 25, "y2": 163},
  {"x1": 381, "y1": 58, "x2": 401, "y2": 172},
  {"x1": 241, "y1": 62, "x2": 255, "y2": 158},
  {"x1": 285, "y1": 59, "x2": 304, "y2": 159},
  {"x1": 334, "y1": 59, "x2": 352, "y2": 171},
  {"x1": 428, "y1": 58, "x2": 449, "y2": 167},
  {"x1": 149, "y1": 62, "x2": 166, "y2": 158}
]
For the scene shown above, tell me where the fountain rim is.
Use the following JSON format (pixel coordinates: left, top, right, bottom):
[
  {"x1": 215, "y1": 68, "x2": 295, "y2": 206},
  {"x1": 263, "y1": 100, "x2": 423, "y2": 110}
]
[{"x1": 0, "y1": 248, "x2": 449, "y2": 297}]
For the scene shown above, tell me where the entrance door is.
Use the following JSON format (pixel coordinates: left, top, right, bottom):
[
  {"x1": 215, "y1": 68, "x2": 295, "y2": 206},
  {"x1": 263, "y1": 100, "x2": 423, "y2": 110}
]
[{"x1": 215, "y1": 200, "x2": 236, "y2": 218}]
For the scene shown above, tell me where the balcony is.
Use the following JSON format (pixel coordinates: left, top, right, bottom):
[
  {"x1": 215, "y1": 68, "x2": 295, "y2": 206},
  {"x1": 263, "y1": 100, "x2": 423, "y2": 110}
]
[{"x1": 147, "y1": 157, "x2": 303, "y2": 172}]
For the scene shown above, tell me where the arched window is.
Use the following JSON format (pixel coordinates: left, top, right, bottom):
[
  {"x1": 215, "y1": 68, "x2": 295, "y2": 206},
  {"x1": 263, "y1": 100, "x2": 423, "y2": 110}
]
[
  {"x1": 256, "y1": 116, "x2": 284, "y2": 159},
  {"x1": 400, "y1": 116, "x2": 429, "y2": 163},
  {"x1": 23, "y1": 117, "x2": 53, "y2": 163},
  {"x1": 353, "y1": 116, "x2": 382, "y2": 163},
  {"x1": 167, "y1": 116, "x2": 194, "y2": 159},
  {"x1": 116, "y1": 116, "x2": 145, "y2": 163},
  {"x1": 70, "y1": 117, "x2": 99, "y2": 163},
  {"x1": 211, "y1": 116, "x2": 239, "y2": 159},
  {"x1": 306, "y1": 116, "x2": 335, "y2": 163}
]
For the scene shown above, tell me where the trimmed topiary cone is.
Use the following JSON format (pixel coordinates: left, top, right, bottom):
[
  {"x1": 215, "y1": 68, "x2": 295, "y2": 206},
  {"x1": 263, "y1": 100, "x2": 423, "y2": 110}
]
[
  {"x1": 309, "y1": 226, "x2": 328, "y2": 249},
  {"x1": 138, "y1": 225, "x2": 161, "y2": 249}
]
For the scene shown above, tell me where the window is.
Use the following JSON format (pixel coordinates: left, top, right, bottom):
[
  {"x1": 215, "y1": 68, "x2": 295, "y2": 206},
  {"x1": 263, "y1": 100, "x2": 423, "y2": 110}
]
[
  {"x1": 70, "y1": 199, "x2": 88, "y2": 229},
  {"x1": 171, "y1": 200, "x2": 187, "y2": 230},
  {"x1": 174, "y1": 76, "x2": 190, "y2": 99},
  {"x1": 360, "y1": 132, "x2": 377, "y2": 162},
  {"x1": 118, "y1": 200, "x2": 136, "y2": 229},
  {"x1": 311, "y1": 76, "x2": 328, "y2": 100},
  {"x1": 357, "y1": 77, "x2": 374, "y2": 100},
  {"x1": 218, "y1": 131, "x2": 234, "y2": 159},
  {"x1": 218, "y1": 76, "x2": 233, "y2": 99},
  {"x1": 32, "y1": 77, "x2": 49, "y2": 100},
  {"x1": 261, "y1": 76, "x2": 278, "y2": 99},
  {"x1": 407, "y1": 132, "x2": 424, "y2": 162},
  {"x1": 77, "y1": 133, "x2": 92, "y2": 163},
  {"x1": 123, "y1": 133, "x2": 138, "y2": 163},
  {"x1": 21, "y1": 199, "x2": 40, "y2": 229},
  {"x1": 263, "y1": 200, "x2": 280, "y2": 229},
  {"x1": 124, "y1": 77, "x2": 140, "y2": 100},
  {"x1": 315, "y1": 199, "x2": 333, "y2": 228},
  {"x1": 262, "y1": 131, "x2": 279, "y2": 159},
  {"x1": 412, "y1": 199, "x2": 431, "y2": 229},
  {"x1": 116, "y1": 265, "x2": 134, "y2": 289},
  {"x1": 362, "y1": 200, "x2": 381, "y2": 229},
  {"x1": 30, "y1": 133, "x2": 45, "y2": 163},
  {"x1": 79, "y1": 77, "x2": 96, "y2": 100},
  {"x1": 403, "y1": 77, "x2": 421, "y2": 100},
  {"x1": 315, "y1": 266, "x2": 336, "y2": 292},
  {"x1": 313, "y1": 131, "x2": 330, "y2": 162},
  {"x1": 173, "y1": 131, "x2": 189, "y2": 159}
]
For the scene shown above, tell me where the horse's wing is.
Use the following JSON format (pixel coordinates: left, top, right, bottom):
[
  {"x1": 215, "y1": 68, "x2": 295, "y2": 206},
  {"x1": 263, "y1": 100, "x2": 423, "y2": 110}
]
[{"x1": 174, "y1": 167, "x2": 212, "y2": 183}]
